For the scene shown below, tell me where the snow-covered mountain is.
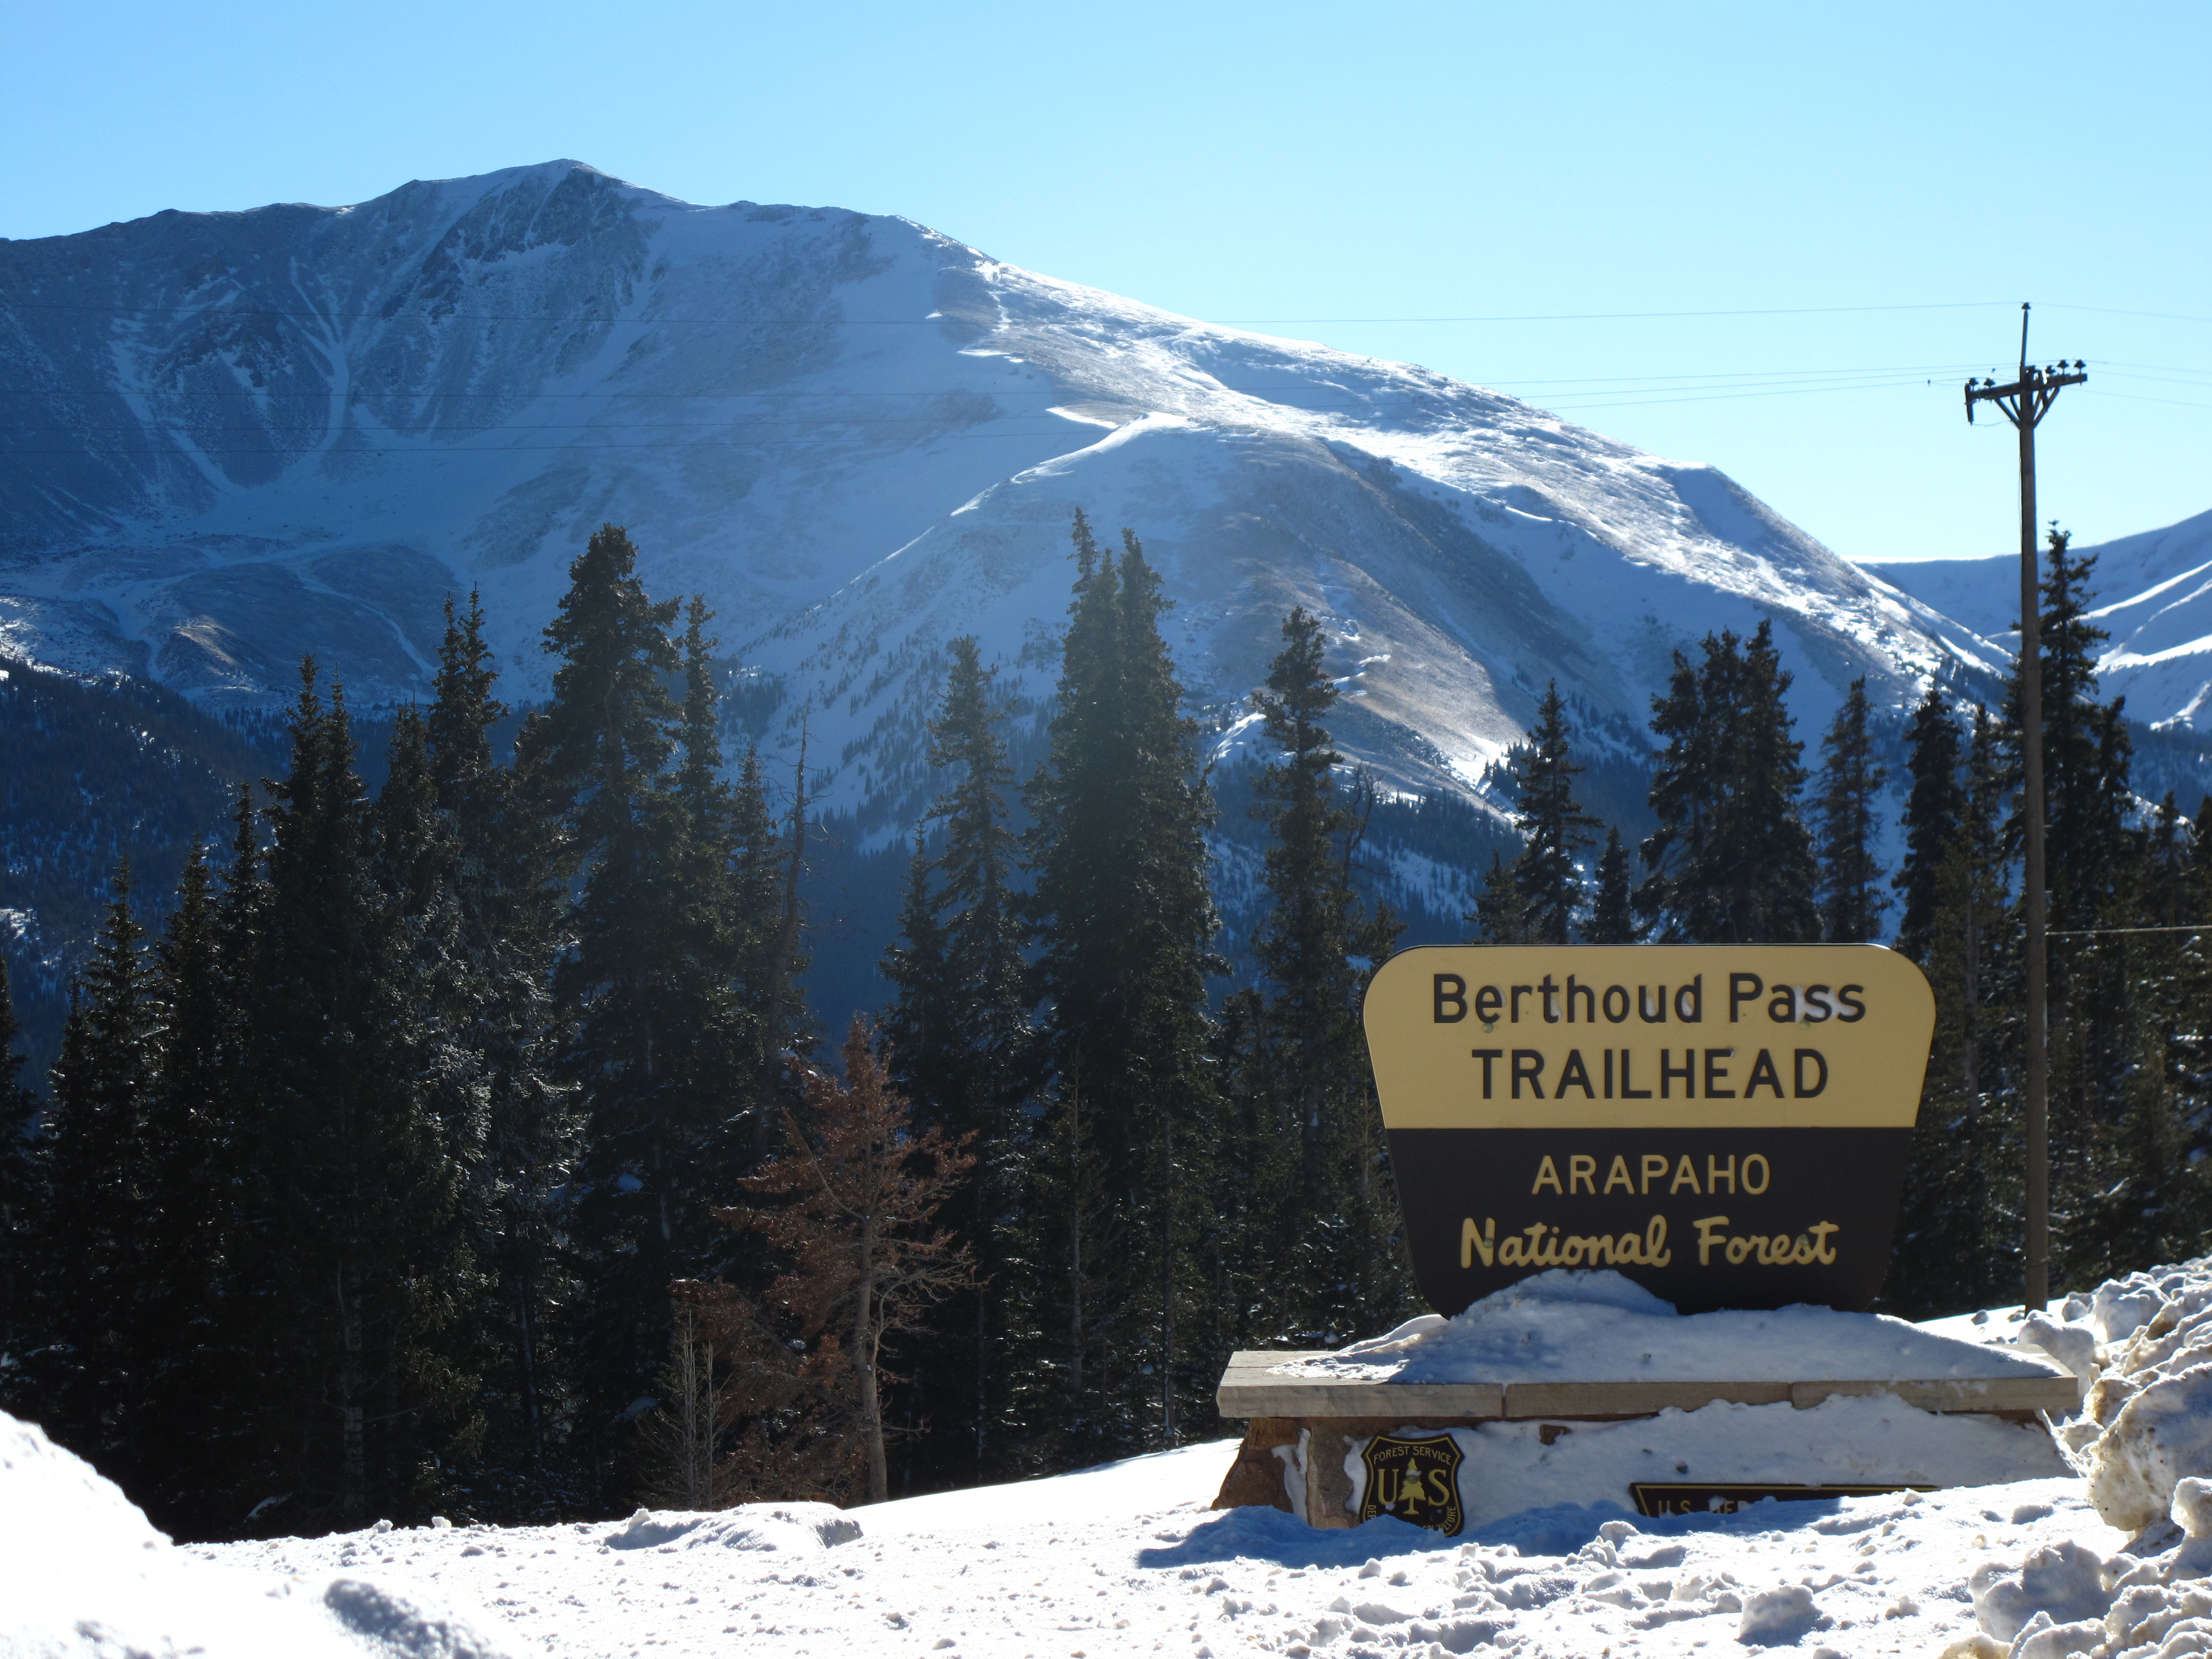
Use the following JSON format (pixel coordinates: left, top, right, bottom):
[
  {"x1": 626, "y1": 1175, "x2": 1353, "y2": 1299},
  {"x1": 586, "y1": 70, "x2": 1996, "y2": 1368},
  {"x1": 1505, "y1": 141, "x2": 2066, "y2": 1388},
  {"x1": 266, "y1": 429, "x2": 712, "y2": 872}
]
[
  {"x1": 1863, "y1": 508, "x2": 2212, "y2": 733},
  {"x1": 1, "y1": 159, "x2": 2005, "y2": 841}
]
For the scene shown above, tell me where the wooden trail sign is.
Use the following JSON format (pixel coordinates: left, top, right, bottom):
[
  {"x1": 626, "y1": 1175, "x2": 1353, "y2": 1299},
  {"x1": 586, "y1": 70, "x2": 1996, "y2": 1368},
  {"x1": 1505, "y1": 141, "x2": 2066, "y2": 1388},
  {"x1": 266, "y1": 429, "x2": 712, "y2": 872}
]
[{"x1": 1362, "y1": 944, "x2": 1935, "y2": 1315}]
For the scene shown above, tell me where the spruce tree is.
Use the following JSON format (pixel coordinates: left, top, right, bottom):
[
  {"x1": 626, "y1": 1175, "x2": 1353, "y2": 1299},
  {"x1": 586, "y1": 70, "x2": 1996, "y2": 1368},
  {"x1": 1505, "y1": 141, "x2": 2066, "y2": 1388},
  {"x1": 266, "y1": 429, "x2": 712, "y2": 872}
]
[
  {"x1": 1504, "y1": 683, "x2": 1600, "y2": 942},
  {"x1": 1245, "y1": 607, "x2": 1408, "y2": 1345},
  {"x1": 1637, "y1": 622, "x2": 1819, "y2": 943},
  {"x1": 1816, "y1": 676, "x2": 1889, "y2": 943},
  {"x1": 135, "y1": 843, "x2": 250, "y2": 1534},
  {"x1": 542, "y1": 532, "x2": 767, "y2": 1493},
  {"x1": 540, "y1": 525, "x2": 685, "y2": 1466},
  {"x1": 1585, "y1": 827, "x2": 1639, "y2": 944},
  {"x1": 1023, "y1": 512, "x2": 1219, "y2": 1453},
  {"x1": 1471, "y1": 852, "x2": 1536, "y2": 943},
  {"x1": 0, "y1": 950, "x2": 43, "y2": 1409},
  {"x1": 250, "y1": 664, "x2": 474, "y2": 1528},
  {"x1": 427, "y1": 594, "x2": 573, "y2": 1496},
  {"x1": 1889, "y1": 705, "x2": 2018, "y2": 1315},
  {"x1": 37, "y1": 862, "x2": 156, "y2": 1474},
  {"x1": 881, "y1": 634, "x2": 1031, "y2": 1483},
  {"x1": 1893, "y1": 680, "x2": 1966, "y2": 965},
  {"x1": 2005, "y1": 529, "x2": 2137, "y2": 1281},
  {"x1": 2078, "y1": 794, "x2": 2209, "y2": 1279}
]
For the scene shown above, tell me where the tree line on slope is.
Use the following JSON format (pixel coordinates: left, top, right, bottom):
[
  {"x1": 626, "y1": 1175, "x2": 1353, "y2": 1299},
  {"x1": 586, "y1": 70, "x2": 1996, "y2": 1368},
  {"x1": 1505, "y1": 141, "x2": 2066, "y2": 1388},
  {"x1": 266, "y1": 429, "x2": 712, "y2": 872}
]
[
  {"x1": 1460, "y1": 528, "x2": 2212, "y2": 1318},
  {"x1": 0, "y1": 514, "x2": 2203, "y2": 1535}
]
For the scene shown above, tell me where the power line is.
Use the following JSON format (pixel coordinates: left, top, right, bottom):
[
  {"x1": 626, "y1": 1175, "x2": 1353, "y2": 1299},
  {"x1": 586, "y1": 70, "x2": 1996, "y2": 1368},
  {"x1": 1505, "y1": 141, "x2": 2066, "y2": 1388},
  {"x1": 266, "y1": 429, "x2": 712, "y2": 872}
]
[
  {"x1": 2049, "y1": 303, "x2": 2212, "y2": 325},
  {"x1": 0, "y1": 298, "x2": 2021, "y2": 328},
  {"x1": 1216, "y1": 302, "x2": 2013, "y2": 324}
]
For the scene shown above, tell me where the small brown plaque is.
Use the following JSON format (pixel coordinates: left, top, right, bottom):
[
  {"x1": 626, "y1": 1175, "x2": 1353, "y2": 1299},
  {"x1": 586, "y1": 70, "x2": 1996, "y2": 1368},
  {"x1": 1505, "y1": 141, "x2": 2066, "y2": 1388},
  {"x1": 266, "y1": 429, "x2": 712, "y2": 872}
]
[
  {"x1": 1629, "y1": 1481, "x2": 1932, "y2": 1517},
  {"x1": 1357, "y1": 1432, "x2": 1466, "y2": 1535}
]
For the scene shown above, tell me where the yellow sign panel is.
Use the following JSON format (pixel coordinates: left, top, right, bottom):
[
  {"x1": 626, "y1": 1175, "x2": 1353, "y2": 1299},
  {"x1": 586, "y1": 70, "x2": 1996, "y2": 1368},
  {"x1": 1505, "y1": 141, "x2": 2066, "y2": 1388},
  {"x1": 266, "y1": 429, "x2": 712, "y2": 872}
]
[{"x1": 1363, "y1": 944, "x2": 1934, "y2": 1131}]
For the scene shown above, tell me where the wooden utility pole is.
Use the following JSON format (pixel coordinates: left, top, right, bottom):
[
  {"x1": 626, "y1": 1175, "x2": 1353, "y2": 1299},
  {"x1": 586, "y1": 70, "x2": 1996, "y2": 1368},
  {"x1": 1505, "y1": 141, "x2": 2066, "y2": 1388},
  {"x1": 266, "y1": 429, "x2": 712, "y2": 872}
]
[{"x1": 1964, "y1": 304, "x2": 2085, "y2": 1312}]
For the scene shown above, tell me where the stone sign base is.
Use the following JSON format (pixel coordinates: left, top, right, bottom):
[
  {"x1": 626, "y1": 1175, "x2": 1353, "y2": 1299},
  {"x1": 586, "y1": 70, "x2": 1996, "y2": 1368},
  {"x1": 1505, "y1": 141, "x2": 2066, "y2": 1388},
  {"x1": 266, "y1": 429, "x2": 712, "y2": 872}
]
[{"x1": 1211, "y1": 1350, "x2": 2079, "y2": 1534}]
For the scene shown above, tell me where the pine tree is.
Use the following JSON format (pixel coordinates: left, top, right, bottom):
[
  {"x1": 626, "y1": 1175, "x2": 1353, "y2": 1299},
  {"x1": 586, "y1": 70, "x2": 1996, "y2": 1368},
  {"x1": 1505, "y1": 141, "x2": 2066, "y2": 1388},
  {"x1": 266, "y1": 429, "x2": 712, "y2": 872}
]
[
  {"x1": 0, "y1": 950, "x2": 43, "y2": 1406},
  {"x1": 1637, "y1": 622, "x2": 1819, "y2": 943},
  {"x1": 427, "y1": 593, "x2": 573, "y2": 1499},
  {"x1": 1023, "y1": 513, "x2": 1219, "y2": 1452},
  {"x1": 1471, "y1": 852, "x2": 1536, "y2": 943},
  {"x1": 249, "y1": 663, "x2": 474, "y2": 1528},
  {"x1": 880, "y1": 635, "x2": 1031, "y2": 1484},
  {"x1": 1584, "y1": 827, "x2": 1639, "y2": 944},
  {"x1": 37, "y1": 861, "x2": 157, "y2": 1473},
  {"x1": 1893, "y1": 680, "x2": 1966, "y2": 965},
  {"x1": 1245, "y1": 606, "x2": 1408, "y2": 1344},
  {"x1": 371, "y1": 707, "x2": 491, "y2": 1490},
  {"x1": 1889, "y1": 704, "x2": 2018, "y2": 1316},
  {"x1": 2005, "y1": 528, "x2": 2138, "y2": 1281},
  {"x1": 133, "y1": 842, "x2": 250, "y2": 1534},
  {"x1": 1504, "y1": 683, "x2": 1601, "y2": 942},
  {"x1": 2077, "y1": 794, "x2": 2210, "y2": 1279},
  {"x1": 540, "y1": 525, "x2": 686, "y2": 1466},
  {"x1": 1816, "y1": 676, "x2": 1890, "y2": 942},
  {"x1": 542, "y1": 532, "x2": 774, "y2": 1494}
]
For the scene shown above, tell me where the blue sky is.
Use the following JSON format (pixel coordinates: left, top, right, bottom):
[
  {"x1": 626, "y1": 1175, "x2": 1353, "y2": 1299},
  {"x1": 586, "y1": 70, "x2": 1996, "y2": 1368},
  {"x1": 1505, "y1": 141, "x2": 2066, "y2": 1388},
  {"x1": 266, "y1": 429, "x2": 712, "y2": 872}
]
[{"x1": 4, "y1": 0, "x2": 2205, "y2": 565}]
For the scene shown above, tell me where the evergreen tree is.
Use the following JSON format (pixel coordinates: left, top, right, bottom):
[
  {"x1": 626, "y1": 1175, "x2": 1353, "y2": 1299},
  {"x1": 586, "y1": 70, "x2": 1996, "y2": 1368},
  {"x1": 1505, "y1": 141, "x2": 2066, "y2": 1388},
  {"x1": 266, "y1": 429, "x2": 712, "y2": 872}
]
[
  {"x1": 1893, "y1": 680, "x2": 1966, "y2": 965},
  {"x1": 1023, "y1": 512, "x2": 1219, "y2": 1453},
  {"x1": 1889, "y1": 705, "x2": 2019, "y2": 1316},
  {"x1": 1244, "y1": 607, "x2": 1409, "y2": 1345},
  {"x1": 1471, "y1": 852, "x2": 1535, "y2": 943},
  {"x1": 540, "y1": 525, "x2": 687, "y2": 1466},
  {"x1": 1816, "y1": 676, "x2": 1890, "y2": 942},
  {"x1": 248, "y1": 663, "x2": 475, "y2": 1528},
  {"x1": 881, "y1": 634, "x2": 1031, "y2": 1484},
  {"x1": 133, "y1": 842, "x2": 250, "y2": 1534},
  {"x1": 541, "y1": 532, "x2": 773, "y2": 1494},
  {"x1": 1584, "y1": 827, "x2": 1639, "y2": 944},
  {"x1": 666, "y1": 596, "x2": 758, "y2": 1227},
  {"x1": 37, "y1": 862, "x2": 156, "y2": 1472},
  {"x1": 1637, "y1": 622, "x2": 1819, "y2": 943},
  {"x1": 0, "y1": 951, "x2": 44, "y2": 1408},
  {"x1": 2076, "y1": 794, "x2": 2210, "y2": 1279},
  {"x1": 1502, "y1": 683, "x2": 1600, "y2": 942},
  {"x1": 2004, "y1": 529, "x2": 2138, "y2": 1281},
  {"x1": 427, "y1": 593, "x2": 574, "y2": 1498}
]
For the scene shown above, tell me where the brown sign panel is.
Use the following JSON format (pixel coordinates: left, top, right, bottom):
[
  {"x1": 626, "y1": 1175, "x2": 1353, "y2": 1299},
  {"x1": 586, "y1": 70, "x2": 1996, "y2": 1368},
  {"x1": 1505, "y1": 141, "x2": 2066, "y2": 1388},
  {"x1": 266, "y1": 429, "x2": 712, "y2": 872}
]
[
  {"x1": 1362, "y1": 946, "x2": 1934, "y2": 1315},
  {"x1": 1357, "y1": 1433, "x2": 1466, "y2": 1535},
  {"x1": 1629, "y1": 1482, "x2": 1933, "y2": 1517}
]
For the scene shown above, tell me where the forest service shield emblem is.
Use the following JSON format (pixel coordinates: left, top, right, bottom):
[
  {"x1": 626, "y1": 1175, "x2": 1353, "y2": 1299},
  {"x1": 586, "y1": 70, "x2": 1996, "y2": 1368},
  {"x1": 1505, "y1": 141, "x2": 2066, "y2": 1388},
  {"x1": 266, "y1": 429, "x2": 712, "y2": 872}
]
[{"x1": 1357, "y1": 1433, "x2": 1466, "y2": 1535}]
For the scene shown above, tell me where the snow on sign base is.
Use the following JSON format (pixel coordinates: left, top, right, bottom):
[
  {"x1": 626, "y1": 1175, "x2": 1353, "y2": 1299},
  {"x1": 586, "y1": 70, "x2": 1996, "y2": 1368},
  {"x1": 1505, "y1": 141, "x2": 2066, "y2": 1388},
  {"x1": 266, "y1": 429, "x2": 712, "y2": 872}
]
[
  {"x1": 1216, "y1": 1274, "x2": 2076, "y2": 1530},
  {"x1": 1362, "y1": 943, "x2": 1935, "y2": 1314}
]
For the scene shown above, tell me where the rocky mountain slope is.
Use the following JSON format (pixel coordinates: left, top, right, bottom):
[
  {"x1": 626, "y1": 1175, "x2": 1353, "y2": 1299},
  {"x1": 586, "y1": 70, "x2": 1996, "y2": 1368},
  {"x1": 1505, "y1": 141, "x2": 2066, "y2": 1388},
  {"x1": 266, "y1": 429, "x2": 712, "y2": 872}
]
[
  {"x1": 10, "y1": 159, "x2": 2137, "y2": 1041},
  {"x1": 1, "y1": 160, "x2": 2006, "y2": 823},
  {"x1": 1864, "y1": 507, "x2": 2212, "y2": 733}
]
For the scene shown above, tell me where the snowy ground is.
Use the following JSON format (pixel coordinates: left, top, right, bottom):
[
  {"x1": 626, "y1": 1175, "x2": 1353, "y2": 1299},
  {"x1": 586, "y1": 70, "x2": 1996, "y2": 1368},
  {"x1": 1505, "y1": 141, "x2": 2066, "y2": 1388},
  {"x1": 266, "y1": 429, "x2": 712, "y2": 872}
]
[
  {"x1": 194, "y1": 1453, "x2": 2122, "y2": 1657},
  {"x1": 19, "y1": 1262, "x2": 2212, "y2": 1658}
]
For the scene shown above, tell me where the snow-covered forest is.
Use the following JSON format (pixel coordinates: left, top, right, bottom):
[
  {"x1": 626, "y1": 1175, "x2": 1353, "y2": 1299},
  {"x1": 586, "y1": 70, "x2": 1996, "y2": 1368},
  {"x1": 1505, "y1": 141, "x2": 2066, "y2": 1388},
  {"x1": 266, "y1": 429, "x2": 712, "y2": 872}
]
[{"x1": 2, "y1": 507, "x2": 2208, "y2": 1556}]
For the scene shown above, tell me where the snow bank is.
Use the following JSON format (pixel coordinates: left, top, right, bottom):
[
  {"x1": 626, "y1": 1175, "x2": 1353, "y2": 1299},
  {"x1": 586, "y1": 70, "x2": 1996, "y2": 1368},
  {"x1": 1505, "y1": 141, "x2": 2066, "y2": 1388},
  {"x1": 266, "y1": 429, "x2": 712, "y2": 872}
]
[
  {"x1": 1287, "y1": 1267, "x2": 2070, "y2": 1383},
  {"x1": 1951, "y1": 1476, "x2": 2212, "y2": 1658},
  {"x1": 0, "y1": 1407, "x2": 517, "y2": 1659},
  {"x1": 603, "y1": 1502, "x2": 863, "y2": 1552}
]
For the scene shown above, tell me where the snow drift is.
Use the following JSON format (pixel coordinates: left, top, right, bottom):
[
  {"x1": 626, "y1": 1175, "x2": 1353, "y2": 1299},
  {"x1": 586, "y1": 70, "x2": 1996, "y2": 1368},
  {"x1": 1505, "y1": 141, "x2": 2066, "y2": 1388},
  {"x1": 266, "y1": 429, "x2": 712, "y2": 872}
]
[{"x1": 0, "y1": 1408, "x2": 517, "y2": 1659}]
